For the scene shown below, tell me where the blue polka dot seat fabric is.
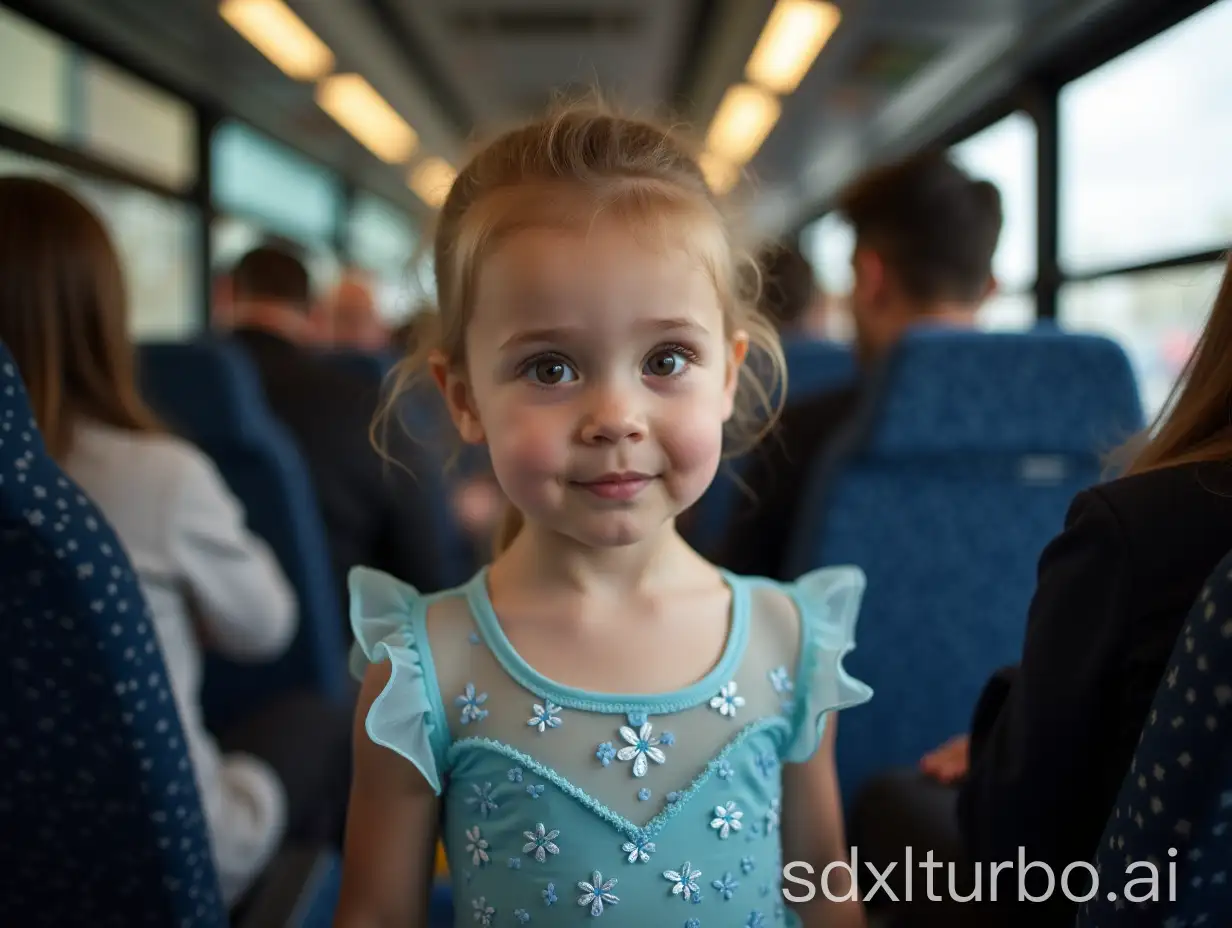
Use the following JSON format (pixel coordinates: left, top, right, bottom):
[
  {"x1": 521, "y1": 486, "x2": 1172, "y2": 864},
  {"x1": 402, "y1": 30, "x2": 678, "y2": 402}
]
[
  {"x1": 349, "y1": 563, "x2": 872, "y2": 926},
  {"x1": 0, "y1": 345, "x2": 228, "y2": 927},
  {"x1": 1079, "y1": 545, "x2": 1232, "y2": 927}
]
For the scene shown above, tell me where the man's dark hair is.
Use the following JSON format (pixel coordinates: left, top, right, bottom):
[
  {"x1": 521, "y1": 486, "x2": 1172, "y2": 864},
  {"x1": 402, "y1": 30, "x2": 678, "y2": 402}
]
[
  {"x1": 837, "y1": 150, "x2": 1002, "y2": 304},
  {"x1": 231, "y1": 244, "x2": 311, "y2": 309},
  {"x1": 757, "y1": 244, "x2": 817, "y2": 330}
]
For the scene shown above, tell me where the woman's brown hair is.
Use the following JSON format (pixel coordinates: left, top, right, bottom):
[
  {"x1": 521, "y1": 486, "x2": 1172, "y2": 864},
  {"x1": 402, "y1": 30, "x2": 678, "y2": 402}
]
[
  {"x1": 1124, "y1": 255, "x2": 1232, "y2": 475},
  {"x1": 0, "y1": 176, "x2": 161, "y2": 459}
]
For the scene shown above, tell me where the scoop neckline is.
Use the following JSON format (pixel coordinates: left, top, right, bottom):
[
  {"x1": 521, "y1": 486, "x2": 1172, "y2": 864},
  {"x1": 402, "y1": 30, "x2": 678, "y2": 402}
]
[{"x1": 463, "y1": 565, "x2": 751, "y2": 712}]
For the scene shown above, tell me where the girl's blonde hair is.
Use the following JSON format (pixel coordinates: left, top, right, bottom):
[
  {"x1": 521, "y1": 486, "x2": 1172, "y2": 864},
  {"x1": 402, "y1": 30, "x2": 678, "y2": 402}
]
[
  {"x1": 380, "y1": 100, "x2": 787, "y2": 554},
  {"x1": 1122, "y1": 254, "x2": 1232, "y2": 476}
]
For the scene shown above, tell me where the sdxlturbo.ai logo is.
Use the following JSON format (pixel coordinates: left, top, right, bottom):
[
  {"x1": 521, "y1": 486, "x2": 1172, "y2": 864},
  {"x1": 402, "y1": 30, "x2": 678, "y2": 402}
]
[{"x1": 782, "y1": 847, "x2": 1183, "y2": 905}]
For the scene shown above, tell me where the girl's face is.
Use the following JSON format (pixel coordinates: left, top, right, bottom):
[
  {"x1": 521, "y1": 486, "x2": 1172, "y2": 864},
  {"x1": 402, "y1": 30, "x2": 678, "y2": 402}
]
[{"x1": 439, "y1": 217, "x2": 747, "y2": 549}]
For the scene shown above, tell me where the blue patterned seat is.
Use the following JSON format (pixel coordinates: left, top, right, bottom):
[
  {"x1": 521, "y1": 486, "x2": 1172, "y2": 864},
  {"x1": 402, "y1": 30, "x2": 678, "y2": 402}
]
[
  {"x1": 0, "y1": 343, "x2": 229, "y2": 926},
  {"x1": 138, "y1": 339, "x2": 349, "y2": 731},
  {"x1": 783, "y1": 327, "x2": 1144, "y2": 799},
  {"x1": 1078, "y1": 546, "x2": 1232, "y2": 927}
]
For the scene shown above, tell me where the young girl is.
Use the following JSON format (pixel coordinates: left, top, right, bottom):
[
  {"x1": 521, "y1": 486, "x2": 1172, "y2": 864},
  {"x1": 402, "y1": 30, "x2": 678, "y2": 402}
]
[{"x1": 335, "y1": 104, "x2": 872, "y2": 928}]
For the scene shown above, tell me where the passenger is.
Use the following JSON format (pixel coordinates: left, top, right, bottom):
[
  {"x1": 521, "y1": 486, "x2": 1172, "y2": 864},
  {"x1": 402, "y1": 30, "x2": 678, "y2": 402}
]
[
  {"x1": 316, "y1": 269, "x2": 390, "y2": 351},
  {"x1": 855, "y1": 256, "x2": 1232, "y2": 927},
  {"x1": 758, "y1": 242, "x2": 828, "y2": 338},
  {"x1": 718, "y1": 152, "x2": 1002, "y2": 578},
  {"x1": 226, "y1": 245, "x2": 447, "y2": 604},
  {"x1": 0, "y1": 177, "x2": 298, "y2": 906},
  {"x1": 334, "y1": 103, "x2": 873, "y2": 927}
]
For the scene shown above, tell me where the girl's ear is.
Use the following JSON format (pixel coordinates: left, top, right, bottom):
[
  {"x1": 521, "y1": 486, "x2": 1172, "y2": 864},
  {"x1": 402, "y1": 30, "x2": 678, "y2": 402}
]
[
  {"x1": 722, "y1": 329, "x2": 750, "y2": 421},
  {"x1": 430, "y1": 351, "x2": 486, "y2": 444}
]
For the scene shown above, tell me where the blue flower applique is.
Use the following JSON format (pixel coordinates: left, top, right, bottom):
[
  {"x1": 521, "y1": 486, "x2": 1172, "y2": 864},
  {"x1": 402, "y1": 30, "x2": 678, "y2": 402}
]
[
  {"x1": 622, "y1": 835, "x2": 656, "y2": 863},
  {"x1": 758, "y1": 884, "x2": 770, "y2": 897},
  {"x1": 465, "y1": 826, "x2": 489, "y2": 866},
  {"x1": 456, "y1": 683, "x2": 489, "y2": 724},
  {"x1": 764, "y1": 797, "x2": 780, "y2": 834},
  {"x1": 528, "y1": 699, "x2": 563, "y2": 733},
  {"x1": 666, "y1": 791, "x2": 681, "y2": 804},
  {"x1": 638, "y1": 788, "x2": 651, "y2": 801},
  {"x1": 711, "y1": 801, "x2": 743, "y2": 838},
  {"x1": 522, "y1": 822, "x2": 561, "y2": 862},
  {"x1": 746, "y1": 912, "x2": 765, "y2": 928},
  {"x1": 715, "y1": 758, "x2": 734, "y2": 780},
  {"x1": 596, "y1": 742, "x2": 617, "y2": 766},
  {"x1": 577, "y1": 870, "x2": 619, "y2": 916},
  {"x1": 507, "y1": 767, "x2": 524, "y2": 783},
  {"x1": 768, "y1": 665, "x2": 793, "y2": 700},
  {"x1": 709, "y1": 682, "x2": 745, "y2": 718},
  {"x1": 508, "y1": 857, "x2": 521, "y2": 870},
  {"x1": 741, "y1": 857, "x2": 755, "y2": 875},
  {"x1": 660, "y1": 731, "x2": 676, "y2": 746},
  {"x1": 617, "y1": 721, "x2": 666, "y2": 777},
  {"x1": 471, "y1": 897, "x2": 495, "y2": 927},
  {"x1": 542, "y1": 883, "x2": 558, "y2": 906},
  {"x1": 712, "y1": 873, "x2": 739, "y2": 900},
  {"x1": 664, "y1": 861, "x2": 702, "y2": 901},
  {"x1": 466, "y1": 782, "x2": 498, "y2": 818},
  {"x1": 627, "y1": 710, "x2": 648, "y2": 727},
  {"x1": 686, "y1": 920, "x2": 701, "y2": 928},
  {"x1": 467, "y1": 631, "x2": 481, "y2": 646},
  {"x1": 526, "y1": 784, "x2": 545, "y2": 799},
  {"x1": 514, "y1": 909, "x2": 530, "y2": 924},
  {"x1": 755, "y1": 752, "x2": 777, "y2": 778}
]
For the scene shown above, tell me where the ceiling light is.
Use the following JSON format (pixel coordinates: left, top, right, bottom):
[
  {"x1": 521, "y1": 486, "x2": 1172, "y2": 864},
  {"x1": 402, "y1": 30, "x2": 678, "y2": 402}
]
[
  {"x1": 705, "y1": 84, "x2": 781, "y2": 166},
  {"x1": 316, "y1": 74, "x2": 418, "y2": 164},
  {"x1": 409, "y1": 157, "x2": 457, "y2": 209},
  {"x1": 746, "y1": 0, "x2": 841, "y2": 95},
  {"x1": 220, "y1": 0, "x2": 334, "y2": 81},
  {"x1": 698, "y1": 152, "x2": 740, "y2": 196}
]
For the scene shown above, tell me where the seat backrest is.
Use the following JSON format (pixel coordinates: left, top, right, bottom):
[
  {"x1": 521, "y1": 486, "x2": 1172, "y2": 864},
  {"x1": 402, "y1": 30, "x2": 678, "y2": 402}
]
[
  {"x1": 0, "y1": 344, "x2": 227, "y2": 927},
  {"x1": 139, "y1": 340, "x2": 347, "y2": 731},
  {"x1": 780, "y1": 338, "x2": 856, "y2": 403},
  {"x1": 1079, "y1": 547, "x2": 1232, "y2": 927},
  {"x1": 784, "y1": 327, "x2": 1144, "y2": 798}
]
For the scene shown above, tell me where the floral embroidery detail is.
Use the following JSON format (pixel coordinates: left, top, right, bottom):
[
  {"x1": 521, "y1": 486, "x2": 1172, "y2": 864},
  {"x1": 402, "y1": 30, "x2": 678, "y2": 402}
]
[
  {"x1": 746, "y1": 912, "x2": 765, "y2": 928},
  {"x1": 710, "y1": 682, "x2": 745, "y2": 718},
  {"x1": 467, "y1": 631, "x2": 481, "y2": 646},
  {"x1": 715, "y1": 759, "x2": 734, "y2": 780},
  {"x1": 462, "y1": 869, "x2": 472, "y2": 884},
  {"x1": 528, "y1": 700, "x2": 563, "y2": 733},
  {"x1": 465, "y1": 827, "x2": 489, "y2": 866},
  {"x1": 471, "y1": 897, "x2": 495, "y2": 926},
  {"x1": 765, "y1": 797, "x2": 780, "y2": 834},
  {"x1": 622, "y1": 836, "x2": 656, "y2": 863},
  {"x1": 456, "y1": 683, "x2": 489, "y2": 724},
  {"x1": 758, "y1": 885, "x2": 770, "y2": 897},
  {"x1": 617, "y1": 721, "x2": 666, "y2": 777},
  {"x1": 686, "y1": 921, "x2": 701, "y2": 928},
  {"x1": 577, "y1": 870, "x2": 619, "y2": 915},
  {"x1": 526, "y1": 784, "x2": 545, "y2": 799},
  {"x1": 627, "y1": 710, "x2": 648, "y2": 727},
  {"x1": 508, "y1": 858, "x2": 521, "y2": 870},
  {"x1": 664, "y1": 861, "x2": 702, "y2": 901},
  {"x1": 741, "y1": 857, "x2": 755, "y2": 875},
  {"x1": 666, "y1": 791, "x2": 681, "y2": 804},
  {"x1": 712, "y1": 873, "x2": 739, "y2": 900},
  {"x1": 523, "y1": 823, "x2": 561, "y2": 862},
  {"x1": 507, "y1": 767, "x2": 524, "y2": 783},
  {"x1": 638, "y1": 788, "x2": 651, "y2": 801},
  {"x1": 466, "y1": 783, "x2": 498, "y2": 818},
  {"x1": 711, "y1": 801, "x2": 743, "y2": 839},
  {"x1": 660, "y1": 731, "x2": 676, "y2": 746},
  {"x1": 768, "y1": 666, "x2": 793, "y2": 698},
  {"x1": 755, "y1": 752, "x2": 777, "y2": 778},
  {"x1": 514, "y1": 910, "x2": 530, "y2": 924},
  {"x1": 543, "y1": 884, "x2": 557, "y2": 906},
  {"x1": 596, "y1": 742, "x2": 617, "y2": 766}
]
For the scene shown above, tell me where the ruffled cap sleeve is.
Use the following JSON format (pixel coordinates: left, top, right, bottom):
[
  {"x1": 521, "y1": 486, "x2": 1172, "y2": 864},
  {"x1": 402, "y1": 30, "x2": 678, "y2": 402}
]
[
  {"x1": 784, "y1": 566, "x2": 873, "y2": 763},
  {"x1": 349, "y1": 566, "x2": 444, "y2": 794}
]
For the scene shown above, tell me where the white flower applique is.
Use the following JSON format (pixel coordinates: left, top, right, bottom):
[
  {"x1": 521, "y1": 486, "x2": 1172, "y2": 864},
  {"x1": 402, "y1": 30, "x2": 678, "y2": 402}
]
[
  {"x1": 711, "y1": 801, "x2": 744, "y2": 838},
  {"x1": 527, "y1": 699, "x2": 563, "y2": 733},
  {"x1": 710, "y1": 682, "x2": 746, "y2": 718},
  {"x1": 522, "y1": 823, "x2": 561, "y2": 862},
  {"x1": 616, "y1": 721, "x2": 667, "y2": 778},
  {"x1": 577, "y1": 870, "x2": 619, "y2": 916}
]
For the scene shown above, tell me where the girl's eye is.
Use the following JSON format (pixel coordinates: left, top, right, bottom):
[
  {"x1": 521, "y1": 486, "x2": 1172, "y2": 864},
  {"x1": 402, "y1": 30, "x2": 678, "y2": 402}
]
[
  {"x1": 525, "y1": 357, "x2": 577, "y2": 385},
  {"x1": 643, "y1": 348, "x2": 692, "y2": 378}
]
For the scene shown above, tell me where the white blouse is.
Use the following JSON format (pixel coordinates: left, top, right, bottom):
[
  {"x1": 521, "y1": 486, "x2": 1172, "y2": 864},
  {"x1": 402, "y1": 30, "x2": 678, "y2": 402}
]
[{"x1": 65, "y1": 420, "x2": 297, "y2": 906}]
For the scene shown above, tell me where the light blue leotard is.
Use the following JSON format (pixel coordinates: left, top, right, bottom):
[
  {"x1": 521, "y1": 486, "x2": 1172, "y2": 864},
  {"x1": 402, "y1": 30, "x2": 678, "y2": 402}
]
[{"x1": 349, "y1": 565, "x2": 871, "y2": 927}]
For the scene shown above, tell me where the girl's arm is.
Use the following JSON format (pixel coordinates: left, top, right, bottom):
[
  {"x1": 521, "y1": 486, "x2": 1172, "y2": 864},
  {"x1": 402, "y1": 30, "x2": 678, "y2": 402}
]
[
  {"x1": 781, "y1": 715, "x2": 867, "y2": 928},
  {"x1": 333, "y1": 663, "x2": 440, "y2": 928}
]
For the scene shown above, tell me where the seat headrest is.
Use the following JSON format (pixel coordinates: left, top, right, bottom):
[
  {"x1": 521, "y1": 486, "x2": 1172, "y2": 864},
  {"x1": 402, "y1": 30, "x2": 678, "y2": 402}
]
[
  {"x1": 863, "y1": 328, "x2": 1144, "y2": 458},
  {"x1": 139, "y1": 340, "x2": 272, "y2": 443}
]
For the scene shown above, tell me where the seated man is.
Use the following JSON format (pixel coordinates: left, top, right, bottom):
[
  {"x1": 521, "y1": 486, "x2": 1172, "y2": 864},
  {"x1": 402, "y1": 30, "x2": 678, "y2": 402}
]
[
  {"x1": 718, "y1": 151, "x2": 1002, "y2": 579},
  {"x1": 227, "y1": 245, "x2": 446, "y2": 606}
]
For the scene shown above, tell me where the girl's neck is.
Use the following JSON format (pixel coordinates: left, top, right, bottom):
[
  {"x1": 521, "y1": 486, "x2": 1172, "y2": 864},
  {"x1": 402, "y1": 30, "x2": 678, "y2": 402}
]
[{"x1": 491, "y1": 518, "x2": 705, "y2": 599}]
